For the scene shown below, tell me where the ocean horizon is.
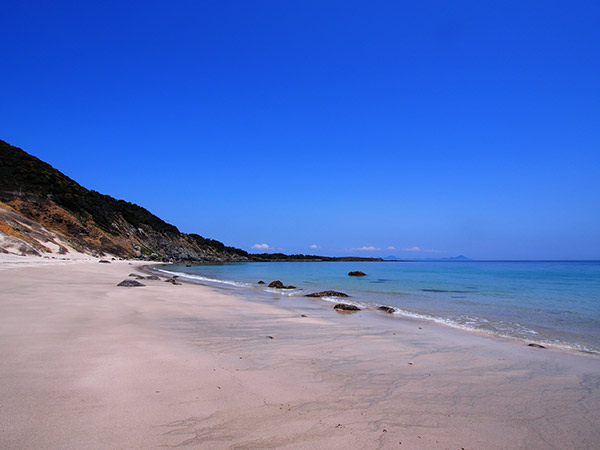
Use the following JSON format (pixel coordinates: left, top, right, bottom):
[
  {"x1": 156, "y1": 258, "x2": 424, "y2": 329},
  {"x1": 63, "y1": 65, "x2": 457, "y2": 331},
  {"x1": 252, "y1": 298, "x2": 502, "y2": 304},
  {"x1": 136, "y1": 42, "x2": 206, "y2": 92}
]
[{"x1": 158, "y1": 260, "x2": 600, "y2": 355}]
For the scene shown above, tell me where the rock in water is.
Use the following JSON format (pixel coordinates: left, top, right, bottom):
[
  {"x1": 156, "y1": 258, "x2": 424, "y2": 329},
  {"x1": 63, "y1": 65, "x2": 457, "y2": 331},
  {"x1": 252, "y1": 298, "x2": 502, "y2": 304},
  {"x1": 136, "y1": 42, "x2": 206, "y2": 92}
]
[
  {"x1": 257, "y1": 280, "x2": 266, "y2": 284},
  {"x1": 348, "y1": 271, "x2": 366, "y2": 277},
  {"x1": 117, "y1": 279, "x2": 145, "y2": 287},
  {"x1": 333, "y1": 303, "x2": 361, "y2": 311},
  {"x1": 305, "y1": 290, "x2": 349, "y2": 298},
  {"x1": 267, "y1": 280, "x2": 296, "y2": 289},
  {"x1": 378, "y1": 306, "x2": 396, "y2": 314}
]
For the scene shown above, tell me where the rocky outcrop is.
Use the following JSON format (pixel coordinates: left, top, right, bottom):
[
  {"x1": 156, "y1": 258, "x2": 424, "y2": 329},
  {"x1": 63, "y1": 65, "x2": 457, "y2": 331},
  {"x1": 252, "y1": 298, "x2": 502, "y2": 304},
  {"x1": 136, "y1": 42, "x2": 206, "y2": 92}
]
[
  {"x1": 268, "y1": 280, "x2": 296, "y2": 289},
  {"x1": 348, "y1": 271, "x2": 366, "y2": 277},
  {"x1": 117, "y1": 279, "x2": 145, "y2": 287},
  {"x1": 333, "y1": 303, "x2": 361, "y2": 311},
  {"x1": 305, "y1": 290, "x2": 349, "y2": 298},
  {"x1": 0, "y1": 203, "x2": 72, "y2": 257},
  {"x1": 378, "y1": 306, "x2": 396, "y2": 314}
]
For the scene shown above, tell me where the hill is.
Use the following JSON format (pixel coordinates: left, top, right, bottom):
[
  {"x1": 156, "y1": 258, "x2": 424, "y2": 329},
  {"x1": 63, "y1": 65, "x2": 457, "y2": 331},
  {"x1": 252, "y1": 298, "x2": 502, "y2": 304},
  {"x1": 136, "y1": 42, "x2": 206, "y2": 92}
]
[{"x1": 0, "y1": 139, "x2": 249, "y2": 261}]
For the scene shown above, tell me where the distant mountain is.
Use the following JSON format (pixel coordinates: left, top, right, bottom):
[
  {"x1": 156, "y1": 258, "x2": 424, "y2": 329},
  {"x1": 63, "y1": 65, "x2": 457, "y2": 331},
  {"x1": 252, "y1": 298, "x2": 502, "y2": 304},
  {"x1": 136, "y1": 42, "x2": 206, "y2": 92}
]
[
  {"x1": 442, "y1": 255, "x2": 471, "y2": 261},
  {"x1": 0, "y1": 139, "x2": 249, "y2": 261}
]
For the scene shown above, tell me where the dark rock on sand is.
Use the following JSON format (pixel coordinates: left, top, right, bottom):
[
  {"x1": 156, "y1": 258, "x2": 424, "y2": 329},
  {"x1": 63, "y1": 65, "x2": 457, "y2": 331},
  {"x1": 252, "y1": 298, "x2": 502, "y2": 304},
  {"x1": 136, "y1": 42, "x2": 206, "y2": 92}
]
[
  {"x1": 117, "y1": 279, "x2": 145, "y2": 287},
  {"x1": 528, "y1": 343, "x2": 546, "y2": 349},
  {"x1": 334, "y1": 303, "x2": 361, "y2": 311},
  {"x1": 99, "y1": 260, "x2": 111, "y2": 264},
  {"x1": 268, "y1": 280, "x2": 296, "y2": 289},
  {"x1": 257, "y1": 281, "x2": 266, "y2": 284},
  {"x1": 305, "y1": 290, "x2": 349, "y2": 298},
  {"x1": 165, "y1": 278, "x2": 182, "y2": 285},
  {"x1": 378, "y1": 306, "x2": 396, "y2": 314},
  {"x1": 128, "y1": 273, "x2": 145, "y2": 279},
  {"x1": 348, "y1": 271, "x2": 366, "y2": 277},
  {"x1": 145, "y1": 275, "x2": 160, "y2": 280}
]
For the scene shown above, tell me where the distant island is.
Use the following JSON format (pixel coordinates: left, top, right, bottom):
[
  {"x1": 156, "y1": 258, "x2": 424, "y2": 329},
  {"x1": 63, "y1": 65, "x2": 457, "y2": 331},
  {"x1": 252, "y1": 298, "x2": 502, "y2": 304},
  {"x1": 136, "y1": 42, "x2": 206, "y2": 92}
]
[
  {"x1": 251, "y1": 253, "x2": 383, "y2": 262},
  {"x1": 384, "y1": 255, "x2": 472, "y2": 261},
  {"x1": 0, "y1": 139, "x2": 385, "y2": 263}
]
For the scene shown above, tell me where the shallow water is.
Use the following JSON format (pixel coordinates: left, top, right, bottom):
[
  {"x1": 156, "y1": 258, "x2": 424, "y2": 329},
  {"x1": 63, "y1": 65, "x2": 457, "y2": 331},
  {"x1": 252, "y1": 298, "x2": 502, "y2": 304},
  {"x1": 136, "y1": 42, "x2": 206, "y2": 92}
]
[{"x1": 159, "y1": 261, "x2": 600, "y2": 354}]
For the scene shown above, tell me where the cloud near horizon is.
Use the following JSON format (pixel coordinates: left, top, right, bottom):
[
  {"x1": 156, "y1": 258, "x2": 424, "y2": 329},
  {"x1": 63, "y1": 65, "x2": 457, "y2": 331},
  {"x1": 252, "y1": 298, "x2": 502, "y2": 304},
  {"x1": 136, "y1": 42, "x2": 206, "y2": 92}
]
[
  {"x1": 404, "y1": 246, "x2": 421, "y2": 252},
  {"x1": 387, "y1": 246, "x2": 396, "y2": 250},
  {"x1": 353, "y1": 246, "x2": 381, "y2": 251},
  {"x1": 251, "y1": 243, "x2": 271, "y2": 250},
  {"x1": 310, "y1": 244, "x2": 320, "y2": 249}
]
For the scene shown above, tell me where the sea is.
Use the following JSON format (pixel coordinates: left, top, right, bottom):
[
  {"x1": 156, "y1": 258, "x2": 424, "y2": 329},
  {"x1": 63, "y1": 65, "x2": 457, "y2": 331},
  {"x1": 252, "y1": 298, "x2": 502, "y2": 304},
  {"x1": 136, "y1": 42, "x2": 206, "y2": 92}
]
[{"x1": 157, "y1": 261, "x2": 600, "y2": 355}]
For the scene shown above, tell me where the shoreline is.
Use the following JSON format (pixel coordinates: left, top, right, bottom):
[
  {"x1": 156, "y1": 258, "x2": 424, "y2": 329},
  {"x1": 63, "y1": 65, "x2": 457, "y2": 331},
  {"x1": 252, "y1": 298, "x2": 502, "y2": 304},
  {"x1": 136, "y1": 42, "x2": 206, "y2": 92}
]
[
  {"x1": 1, "y1": 257, "x2": 599, "y2": 449},
  {"x1": 148, "y1": 263, "x2": 600, "y2": 358}
]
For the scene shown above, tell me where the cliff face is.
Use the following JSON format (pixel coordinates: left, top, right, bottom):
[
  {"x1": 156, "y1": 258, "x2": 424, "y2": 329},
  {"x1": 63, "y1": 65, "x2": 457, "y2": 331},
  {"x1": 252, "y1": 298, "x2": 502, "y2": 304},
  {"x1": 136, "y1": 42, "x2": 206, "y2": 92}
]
[{"x1": 0, "y1": 139, "x2": 249, "y2": 261}]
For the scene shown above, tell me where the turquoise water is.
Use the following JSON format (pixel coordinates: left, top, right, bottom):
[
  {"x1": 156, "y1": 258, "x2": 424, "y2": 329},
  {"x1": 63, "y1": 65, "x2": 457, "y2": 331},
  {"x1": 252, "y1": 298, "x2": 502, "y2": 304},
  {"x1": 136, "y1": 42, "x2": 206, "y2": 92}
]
[{"x1": 159, "y1": 261, "x2": 600, "y2": 354}]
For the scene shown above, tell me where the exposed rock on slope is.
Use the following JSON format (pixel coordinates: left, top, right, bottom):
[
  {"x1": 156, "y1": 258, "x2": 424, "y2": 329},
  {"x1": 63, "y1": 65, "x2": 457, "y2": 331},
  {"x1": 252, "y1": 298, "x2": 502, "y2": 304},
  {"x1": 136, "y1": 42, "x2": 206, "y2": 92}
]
[
  {"x1": 0, "y1": 139, "x2": 249, "y2": 261},
  {"x1": 0, "y1": 202, "x2": 76, "y2": 256}
]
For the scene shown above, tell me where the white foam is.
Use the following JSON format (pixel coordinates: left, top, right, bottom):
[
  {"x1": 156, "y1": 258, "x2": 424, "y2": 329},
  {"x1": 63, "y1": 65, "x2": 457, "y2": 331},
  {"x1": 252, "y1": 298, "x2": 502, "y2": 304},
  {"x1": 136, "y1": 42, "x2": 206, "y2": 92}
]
[
  {"x1": 266, "y1": 288, "x2": 304, "y2": 297},
  {"x1": 157, "y1": 269, "x2": 252, "y2": 288},
  {"x1": 385, "y1": 306, "x2": 599, "y2": 353},
  {"x1": 320, "y1": 296, "x2": 367, "y2": 309}
]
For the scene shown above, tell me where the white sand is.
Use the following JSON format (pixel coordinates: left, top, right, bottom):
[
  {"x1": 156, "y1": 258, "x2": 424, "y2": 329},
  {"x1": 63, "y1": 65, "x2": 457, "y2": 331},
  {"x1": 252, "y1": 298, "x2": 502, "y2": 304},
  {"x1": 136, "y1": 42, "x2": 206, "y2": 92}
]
[{"x1": 1, "y1": 258, "x2": 599, "y2": 449}]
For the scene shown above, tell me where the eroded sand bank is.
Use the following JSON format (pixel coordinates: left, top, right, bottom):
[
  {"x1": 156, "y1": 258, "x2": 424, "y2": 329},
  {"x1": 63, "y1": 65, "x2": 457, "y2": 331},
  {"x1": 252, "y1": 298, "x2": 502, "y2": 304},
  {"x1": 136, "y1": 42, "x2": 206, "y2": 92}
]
[{"x1": 1, "y1": 258, "x2": 599, "y2": 449}]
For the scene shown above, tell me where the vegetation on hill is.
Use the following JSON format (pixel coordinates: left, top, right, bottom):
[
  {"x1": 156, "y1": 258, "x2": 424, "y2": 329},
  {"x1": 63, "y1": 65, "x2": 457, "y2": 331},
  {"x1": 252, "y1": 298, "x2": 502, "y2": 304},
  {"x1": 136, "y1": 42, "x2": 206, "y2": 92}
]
[
  {"x1": 0, "y1": 139, "x2": 247, "y2": 260},
  {"x1": 0, "y1": 139, "x2": 178, "y2": 235}
]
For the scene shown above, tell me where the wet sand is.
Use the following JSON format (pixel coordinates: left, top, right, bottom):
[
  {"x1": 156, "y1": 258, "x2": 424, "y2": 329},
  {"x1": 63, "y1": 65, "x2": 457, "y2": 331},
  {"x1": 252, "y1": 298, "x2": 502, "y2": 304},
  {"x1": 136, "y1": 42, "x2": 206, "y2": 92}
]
[{"x1": 1, "y1": 258, "x2": 599, "y2": 449}]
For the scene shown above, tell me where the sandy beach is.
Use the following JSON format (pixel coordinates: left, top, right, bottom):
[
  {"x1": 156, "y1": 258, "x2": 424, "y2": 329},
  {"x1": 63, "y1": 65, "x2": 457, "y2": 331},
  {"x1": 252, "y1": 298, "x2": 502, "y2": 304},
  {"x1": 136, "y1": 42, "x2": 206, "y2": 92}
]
[{"x1": 1, "y1": 258, "x2": 599, "y2": 449}]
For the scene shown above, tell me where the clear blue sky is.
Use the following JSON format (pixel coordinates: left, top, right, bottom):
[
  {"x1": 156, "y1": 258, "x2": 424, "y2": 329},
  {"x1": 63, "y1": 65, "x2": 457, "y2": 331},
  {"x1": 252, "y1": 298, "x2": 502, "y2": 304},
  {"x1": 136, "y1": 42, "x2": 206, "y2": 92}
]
[{"x1": 1, "y1": 1, "x2": 599, "y2": 259}]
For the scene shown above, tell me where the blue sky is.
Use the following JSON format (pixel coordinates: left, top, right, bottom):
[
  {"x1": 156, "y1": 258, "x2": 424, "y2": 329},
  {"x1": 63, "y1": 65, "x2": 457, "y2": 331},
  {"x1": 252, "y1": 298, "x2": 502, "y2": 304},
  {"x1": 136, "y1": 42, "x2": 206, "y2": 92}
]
[{"x1": 1, "y1": 1, "x2": 599, "y2": 259}]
